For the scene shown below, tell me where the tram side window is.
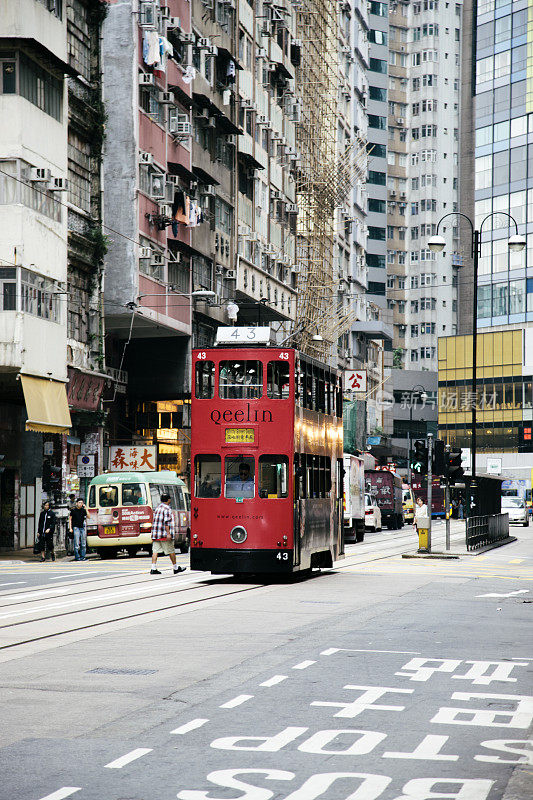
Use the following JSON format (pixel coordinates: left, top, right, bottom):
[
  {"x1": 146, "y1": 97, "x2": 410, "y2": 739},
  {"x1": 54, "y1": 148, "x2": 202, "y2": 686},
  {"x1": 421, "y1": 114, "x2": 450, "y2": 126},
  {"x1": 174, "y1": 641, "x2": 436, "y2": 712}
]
[
  {"x1": 195, "y1": 360, "x2": 215, "y2": 399},
  {"x1": 267, "y1": 361, "x2": 290, "y2": 399},
  {"x1": 195, "y1": 455, "x2": 221, "y2": 498},
  {"x1": 219, "y1": 361, "x2": 263, "y2": 399},
  {"x1": 122, "y1": 482, "x2": 146, "y2": 506},
  {"x1": 225, "y1": 455, "x2": 255, "y2": 498},
  {"x1": 98, "y1": 486, "x2": 118, "y2": 507},
  {"x1": 336, "y1": 380, "x2": 342, "y2": 418},
  {"x1": 300, "y1": 454, "x2": 331, "y2": 498},
  {"x1": 259, "y1": 455, "x2": 289, "y2": 498}
]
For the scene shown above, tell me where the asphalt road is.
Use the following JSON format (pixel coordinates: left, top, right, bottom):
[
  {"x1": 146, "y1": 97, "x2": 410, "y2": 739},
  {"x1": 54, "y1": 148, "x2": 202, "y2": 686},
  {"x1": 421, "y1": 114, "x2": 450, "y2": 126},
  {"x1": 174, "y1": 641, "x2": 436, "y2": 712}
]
[{"x1": 0, "y1": 525, "x2": 531, "y2": 800}]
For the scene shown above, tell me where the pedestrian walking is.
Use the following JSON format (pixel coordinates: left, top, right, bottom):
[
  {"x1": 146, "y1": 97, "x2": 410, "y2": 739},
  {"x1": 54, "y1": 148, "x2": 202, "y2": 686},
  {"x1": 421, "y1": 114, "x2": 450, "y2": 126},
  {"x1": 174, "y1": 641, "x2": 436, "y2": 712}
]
[
  {"x1": 458, "y1": 499, "x2": 464, "y2": 519},
  {"x1": 413, "y1": 496, "x2": 428, "y2": 530},
  {"x1": 37, "y1": 501, "x2": 56, "y2": 562},
  {"x1": 69, "y1": 498, "x2": 88, "y2": 561},
  {"x1": 150, "y1": 493, "x2": 186, "y2": 576}
]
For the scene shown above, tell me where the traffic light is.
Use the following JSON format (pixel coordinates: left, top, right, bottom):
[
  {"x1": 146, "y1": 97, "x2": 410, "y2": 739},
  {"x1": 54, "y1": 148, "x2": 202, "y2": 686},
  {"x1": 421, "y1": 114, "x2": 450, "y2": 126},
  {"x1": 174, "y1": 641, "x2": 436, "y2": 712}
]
[
  {"x1": 412, "y1": 439, "x2": 428, "y2": 474},
  {"x1": 432, "y1": 439, "x2": 446, "y2": 476},
  {"x1": 447, "y1": 450, "x2": 464, "y2": 485},
  {"x1": 42, "y1": 461, "x2": 61, "y2": 492}
]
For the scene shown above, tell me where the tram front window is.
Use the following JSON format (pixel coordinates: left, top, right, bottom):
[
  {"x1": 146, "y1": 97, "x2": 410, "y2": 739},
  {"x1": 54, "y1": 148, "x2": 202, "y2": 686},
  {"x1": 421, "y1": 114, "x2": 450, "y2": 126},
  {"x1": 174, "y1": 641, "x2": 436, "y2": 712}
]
[
  {"x1": 267, "y1": 362, "x2": 290, "y2": 398},
  {"x1": 195, "y1": 455, "x2": 221, "y2": 498},
  {"x1": 259, "y1": 455, "x2": 289, "y2": 498},
  {"x1": 225, "y1": 456, "x2": 255, "y2": 498},
  {"x1": 219, "y1": 361, "x2": 263, "y2": 399}
]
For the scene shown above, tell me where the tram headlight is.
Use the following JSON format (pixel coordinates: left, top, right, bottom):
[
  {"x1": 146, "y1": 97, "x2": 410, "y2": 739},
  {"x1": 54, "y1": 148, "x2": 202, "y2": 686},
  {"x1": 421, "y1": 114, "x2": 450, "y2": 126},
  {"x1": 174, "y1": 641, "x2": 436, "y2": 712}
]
[{"x1": 230, "y1": 525, "x2": 247, "y2": 544}]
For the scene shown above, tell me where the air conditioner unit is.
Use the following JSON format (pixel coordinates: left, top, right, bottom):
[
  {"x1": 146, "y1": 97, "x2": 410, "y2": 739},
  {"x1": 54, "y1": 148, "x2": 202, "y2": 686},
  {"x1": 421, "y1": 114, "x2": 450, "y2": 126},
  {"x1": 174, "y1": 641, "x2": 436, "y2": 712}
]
[
  {"x1": 256, "y1": 47, "x2": 267, "y2": 60},
  {"x1": 139, "y1": 247, "x2": 152, "y2": 259},
  {"x1": 48, "y1": 177, "x2": 68, "y2": 191},
  {"x1": 396, "y1": 117, "x2": 405, "y2": 125},
  {"x1": 286, "y1": 203, "x2": 298, "y2": 214},
  {"x1": 159, "y1": 90, "x2": 174, "y2": 104},
  {"x1": 400, "y1": 192, "x2": 407, "y2": 199},
  {"x1": 226, "y1": 134, "x2": 237, "y2": 146},
  {"x1": 139, "y1": 0, "x2": 157, "y2": 28},
  {"x1": 167, "y1": 175, "x2": 181, "y2": 187},
  {"x1": 158, "y1": 203, "x2": 173, "y2": 217},
  {"x1": 215, "y1": 265, "x2": 224, "y2": 275},
  {"x1": 139, "y1": 73, "x2": 155, "y2": 86},
  {"x1": 179, "y1": 32, "x2": 195, "y2": 43},
  {"x1": 139, "y1": 151, "x2": 154, "y2": 165},
  {"x1": 29, "y1": 167, "x2": 51, "y2": 182},
  {"x1": 160, "y1": 5, "x2": 171, "y2": 18},
  {"x1": 166, "y1": 16, "x2": 180, "y2": 30},
  {"x1": 198, "y1": 37, "x2": 211, "y2": 49},
  {"x1": 267, "y1": 62, "x2": 277, "y2": 72},
  {"x1": 240, "y1": 97, "x2": 253, "y2": 109},
  {"x1": 195, "y1": 107, "x2": 210, "y2": 121},
  {"x1": 169, "y1": 112, "x2": 192, "y2": 138},
  {"x1": 207, "y1": 116, "x2": 217, "y2": 128},
  {"x1": 257, "y1": 114, "x2": 268, "y2": 125},
  {"x1": 151, "y1": 253, "x2": 165, "y2": 266},
  {"x1": 200, "y1": 184, "x2": 216, "y2": 196},
  {"x1": 207, "y1": 44, "x2": 219, "y2": 57},
  {"x1": 389, "y1": 190, "x2": 396, "y2": 197},
  {"x1": 168, "y1": 250, "x2": 181, "y2": 263}
]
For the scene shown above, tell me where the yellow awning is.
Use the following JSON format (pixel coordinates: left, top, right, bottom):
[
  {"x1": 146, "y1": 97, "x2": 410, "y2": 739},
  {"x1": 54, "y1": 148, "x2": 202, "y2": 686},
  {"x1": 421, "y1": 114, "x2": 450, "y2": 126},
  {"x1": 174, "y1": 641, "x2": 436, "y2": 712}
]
[{"x1": 20, "y1": 374, "x2": 72, "y2": 434}]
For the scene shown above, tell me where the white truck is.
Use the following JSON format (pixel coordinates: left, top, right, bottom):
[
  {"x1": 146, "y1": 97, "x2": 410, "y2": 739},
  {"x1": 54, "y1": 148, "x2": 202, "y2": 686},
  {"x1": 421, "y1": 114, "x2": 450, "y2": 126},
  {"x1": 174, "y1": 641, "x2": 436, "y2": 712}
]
[{"x1": 343, "y1": 453, "x2": 366, "y2": 542}]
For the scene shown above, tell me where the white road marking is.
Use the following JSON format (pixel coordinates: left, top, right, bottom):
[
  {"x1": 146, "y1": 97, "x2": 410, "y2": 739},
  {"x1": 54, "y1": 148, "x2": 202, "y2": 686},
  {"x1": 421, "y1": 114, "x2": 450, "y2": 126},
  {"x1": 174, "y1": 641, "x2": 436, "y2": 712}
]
[
  {"x1": 321, "y1": 648, "x2": 422, "y2": 655},
  {"x1": 104, "y1": 748, "x2": 153, "y2": 769},
  {"x1": 171, "y1": 718, "x2": 209, "y2": 734},
  {"x1": 292, "y1": 660, "x2": 316, "y2": 670},
  {"x1": 476, "y1": 590, "x2": 530, "y2": 598},
  {"x1": 38, "y1": 789, "x2": 81, "y2": 800},
  {"x1": 49, "y1": 573, "x2": 100, "y2": 580},
  {"x1": 260, "y1": 675, "x2": 288, "y2": 687},
  {"x1": 0, "y1": 582, "x2": 25, "y2": 587},
  {"x1": 220, "y1": 694, "x2": 254, "y2": 708}
]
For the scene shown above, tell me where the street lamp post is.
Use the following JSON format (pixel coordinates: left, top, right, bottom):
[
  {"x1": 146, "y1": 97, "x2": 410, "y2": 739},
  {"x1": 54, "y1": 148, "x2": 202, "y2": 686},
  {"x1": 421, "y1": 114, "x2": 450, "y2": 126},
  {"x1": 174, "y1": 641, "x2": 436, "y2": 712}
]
[
  {"x1": 407, "y1": 384, "x2": 428, "y2": 486},
  {"x1": 428, "y1": 213, "x2": 525, "y2": 516}
]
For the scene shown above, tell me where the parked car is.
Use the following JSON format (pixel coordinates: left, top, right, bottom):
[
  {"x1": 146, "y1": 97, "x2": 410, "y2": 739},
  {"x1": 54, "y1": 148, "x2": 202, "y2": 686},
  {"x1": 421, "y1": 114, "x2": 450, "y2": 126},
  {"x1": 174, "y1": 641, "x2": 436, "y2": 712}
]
[
  {"x1": 364, "y1": 493, "x2": 382, "y2": 532},
  {"x1": 501, "y1": 497, "x2": 529, "y2": 527}
]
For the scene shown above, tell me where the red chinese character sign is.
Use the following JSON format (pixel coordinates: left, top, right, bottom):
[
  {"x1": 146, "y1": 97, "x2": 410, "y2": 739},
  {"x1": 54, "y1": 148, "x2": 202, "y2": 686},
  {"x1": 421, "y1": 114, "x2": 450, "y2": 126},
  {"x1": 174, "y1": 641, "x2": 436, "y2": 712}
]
[
  {"x1": 344, "y1": 369, "x2": 367, "y2": 394},
  {"x1": 108, "y1": 445, "x2": 157, "y2": 472}
]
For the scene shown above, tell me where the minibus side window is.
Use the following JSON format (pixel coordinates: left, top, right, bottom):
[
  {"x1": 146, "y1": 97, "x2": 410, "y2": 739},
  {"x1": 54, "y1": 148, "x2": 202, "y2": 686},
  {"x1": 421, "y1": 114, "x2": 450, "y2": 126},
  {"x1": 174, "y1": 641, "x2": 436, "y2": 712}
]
[
  {"x1": 122, "y1": 483, "x2": 147, "y2": 506},
  {"x1": 149, "y1": 484, "x2": 163, "y2": 508},
  {"x1": 259, "y1": 455, "x2": 289, "y2": 498},
  {"x1": 195, "y1": 360, "x2": 216, "y2": 398},
  {"x1": 99, "y1": 486, "x2": 118, "y2": 507},
  {"x1": 195, "y1": 455, "x2": 221, "y2": 498},
  {"x1": 88, "y1": 486, "x2": 96, "y2": 507},
  {"x1": 163, "y1": 484, "x2": 181, "y2": 510}
]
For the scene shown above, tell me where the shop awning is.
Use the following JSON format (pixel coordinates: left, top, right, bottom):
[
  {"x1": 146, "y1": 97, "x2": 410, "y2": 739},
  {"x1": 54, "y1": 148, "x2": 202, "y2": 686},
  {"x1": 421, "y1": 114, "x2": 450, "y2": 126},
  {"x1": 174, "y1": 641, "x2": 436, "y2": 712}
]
[{"x1": 20, "y1": 375, "x2": 72, "y2": 434}]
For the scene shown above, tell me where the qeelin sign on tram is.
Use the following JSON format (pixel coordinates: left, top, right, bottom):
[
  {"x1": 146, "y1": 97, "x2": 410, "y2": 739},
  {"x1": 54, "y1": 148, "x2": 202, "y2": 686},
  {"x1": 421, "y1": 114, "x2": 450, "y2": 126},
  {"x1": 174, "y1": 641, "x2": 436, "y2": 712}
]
[{"x1": 190, "y1": 326, "x2": 345, "y2": 575}]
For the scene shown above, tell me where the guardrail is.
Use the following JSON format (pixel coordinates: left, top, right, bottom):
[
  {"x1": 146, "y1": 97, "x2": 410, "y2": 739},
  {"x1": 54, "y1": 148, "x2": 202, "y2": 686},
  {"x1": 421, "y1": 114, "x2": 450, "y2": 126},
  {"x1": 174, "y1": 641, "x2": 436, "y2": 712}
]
[{"x1": 466, "y1": 513, "x2": 509, "y2": 551}]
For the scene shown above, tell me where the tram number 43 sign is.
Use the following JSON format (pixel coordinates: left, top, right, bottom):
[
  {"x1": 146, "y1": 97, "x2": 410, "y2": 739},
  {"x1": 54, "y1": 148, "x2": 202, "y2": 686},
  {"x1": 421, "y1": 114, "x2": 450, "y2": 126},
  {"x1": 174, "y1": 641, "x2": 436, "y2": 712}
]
[{"x1": 344, "y1": 369, "x2": 367, "y2": 394}]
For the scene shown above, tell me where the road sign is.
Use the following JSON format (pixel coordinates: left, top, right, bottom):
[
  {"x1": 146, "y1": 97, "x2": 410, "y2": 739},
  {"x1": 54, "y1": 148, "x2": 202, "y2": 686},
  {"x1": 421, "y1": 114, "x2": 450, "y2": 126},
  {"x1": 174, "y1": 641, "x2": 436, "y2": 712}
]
[
  {"x1": 344, "y1": 369, "x2": 367, "y2": 393},
  {"x1": 77, "y1": 454, "x2": 95, "y2": 478},
  {"x1": 109, "y1": 445, "x2": 157, "y2": 472},
  {"x1": 461, "y1": 447, "x2": 471, "y2": 470},
  {"x1": 486, "y1": 457, "x2": 502, "y2": 475}
]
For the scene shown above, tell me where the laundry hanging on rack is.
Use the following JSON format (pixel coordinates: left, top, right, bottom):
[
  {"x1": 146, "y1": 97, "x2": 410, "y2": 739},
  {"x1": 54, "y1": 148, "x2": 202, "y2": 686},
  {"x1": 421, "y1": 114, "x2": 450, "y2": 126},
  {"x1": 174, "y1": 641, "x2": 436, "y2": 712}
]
[
  {"x1": 226, "y1": 60, "x2": 236, "y2": 84},
  {"x1": 143, "y1": 30, "x2": 161, "y2": 67},
  {"x1": 182, "y1": 66, "x2": 196, "y2": 85}
]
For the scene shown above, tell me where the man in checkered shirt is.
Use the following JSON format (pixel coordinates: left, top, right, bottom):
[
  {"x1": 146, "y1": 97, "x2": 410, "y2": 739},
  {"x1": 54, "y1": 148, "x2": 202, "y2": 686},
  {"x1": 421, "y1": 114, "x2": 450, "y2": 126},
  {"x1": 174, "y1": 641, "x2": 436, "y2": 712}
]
[{"x1": 150, "y1": 493, "x2": 186, "y2": 575}]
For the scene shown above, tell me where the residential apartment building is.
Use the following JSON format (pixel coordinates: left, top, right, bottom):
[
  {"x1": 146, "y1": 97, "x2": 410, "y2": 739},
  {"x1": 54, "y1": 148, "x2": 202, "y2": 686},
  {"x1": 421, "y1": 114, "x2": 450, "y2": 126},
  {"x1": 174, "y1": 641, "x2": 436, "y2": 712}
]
[{"x1": 0, "y1": 2, "x2": 69, "y2": 547}]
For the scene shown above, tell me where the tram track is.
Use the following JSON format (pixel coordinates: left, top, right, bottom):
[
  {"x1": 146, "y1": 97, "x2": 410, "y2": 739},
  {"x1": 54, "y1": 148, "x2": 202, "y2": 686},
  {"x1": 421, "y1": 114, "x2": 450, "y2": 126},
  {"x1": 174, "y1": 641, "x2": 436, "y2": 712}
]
[{"x1": 0, "y1": 579, "x2": 266, "y2": 654}]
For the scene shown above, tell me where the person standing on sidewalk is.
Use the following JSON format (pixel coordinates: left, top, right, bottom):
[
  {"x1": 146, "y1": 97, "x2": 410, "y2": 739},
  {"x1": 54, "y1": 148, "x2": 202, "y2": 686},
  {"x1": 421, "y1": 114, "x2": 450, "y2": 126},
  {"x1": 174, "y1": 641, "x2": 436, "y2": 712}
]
[
  {"x1": 150, "y1": 493, "x2": 186, "y2": 576},
  {"x1": 69, "y1": 498, "x2": 87, "y2": 561},
  {"x1": 413, "y1": 496, "x2": 428, "y2": 530},
  {"x1": 37, "y1": 501, "x2": 56, "y2": 562}
]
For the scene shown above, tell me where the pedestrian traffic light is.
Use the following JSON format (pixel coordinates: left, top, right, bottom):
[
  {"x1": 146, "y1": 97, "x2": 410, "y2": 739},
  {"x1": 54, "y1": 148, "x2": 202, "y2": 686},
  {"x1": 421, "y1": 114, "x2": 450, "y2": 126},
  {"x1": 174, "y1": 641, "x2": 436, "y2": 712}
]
[
  {"x1": 42, "y1": 461, "x2": 61, "y2": 492},
  {"x1": 518, "y1": 424, "x2": 533, "y2": 452},
  {"x1": 412, "y1": 440, "x2": 428, "y2": 474},
  {"x1": 432, "y1": 439, "x2": 445, "y2": 476},
  {"x1": 447, "y1": 450, "x2": 464, "y2": 485}
]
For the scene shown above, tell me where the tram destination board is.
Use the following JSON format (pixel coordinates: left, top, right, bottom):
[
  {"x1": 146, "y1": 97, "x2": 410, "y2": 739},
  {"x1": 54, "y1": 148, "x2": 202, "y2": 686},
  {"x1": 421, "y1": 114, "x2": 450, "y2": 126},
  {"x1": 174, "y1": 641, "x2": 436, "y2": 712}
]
[{"x1": 225, "y1": 428, "x2": 255, "y2": 443}]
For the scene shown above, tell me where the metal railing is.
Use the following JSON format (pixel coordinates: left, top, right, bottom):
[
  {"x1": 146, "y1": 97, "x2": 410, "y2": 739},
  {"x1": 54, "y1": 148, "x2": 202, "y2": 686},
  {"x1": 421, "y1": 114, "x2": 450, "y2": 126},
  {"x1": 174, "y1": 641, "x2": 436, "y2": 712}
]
[{"x1": 466, "y1": 513, "x2": 509, "y2": 551}]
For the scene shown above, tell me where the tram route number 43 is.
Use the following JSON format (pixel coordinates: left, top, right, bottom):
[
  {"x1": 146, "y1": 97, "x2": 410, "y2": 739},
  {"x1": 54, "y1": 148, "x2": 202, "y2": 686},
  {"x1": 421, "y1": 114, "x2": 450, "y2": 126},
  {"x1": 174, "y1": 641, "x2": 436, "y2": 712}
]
[
  {"x1": 197, "y1": 351, "x2": 290, "y2": 360},
  {"x1": 276, "y1": 552, "x2": 289, "y2": 560}
]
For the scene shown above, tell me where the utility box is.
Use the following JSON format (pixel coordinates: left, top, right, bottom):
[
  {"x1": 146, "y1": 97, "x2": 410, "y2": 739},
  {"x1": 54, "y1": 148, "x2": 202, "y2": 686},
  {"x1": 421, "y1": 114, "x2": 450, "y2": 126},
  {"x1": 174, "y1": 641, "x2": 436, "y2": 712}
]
[{"x1": 417, "y1": 515, "x2": 430, "y2": 552}]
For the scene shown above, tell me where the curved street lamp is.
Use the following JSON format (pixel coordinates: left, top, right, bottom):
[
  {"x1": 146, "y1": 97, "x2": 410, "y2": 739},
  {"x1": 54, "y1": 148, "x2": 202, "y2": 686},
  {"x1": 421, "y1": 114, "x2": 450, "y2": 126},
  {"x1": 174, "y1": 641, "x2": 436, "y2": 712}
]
[{"x1": 428, "y1": 212, "x2": 526, "y2": 515}]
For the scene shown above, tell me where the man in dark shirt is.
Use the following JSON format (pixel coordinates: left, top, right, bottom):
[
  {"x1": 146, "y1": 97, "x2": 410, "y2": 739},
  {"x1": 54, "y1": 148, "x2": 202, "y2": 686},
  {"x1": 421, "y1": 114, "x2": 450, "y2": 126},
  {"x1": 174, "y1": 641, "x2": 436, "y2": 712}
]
[{"x1": 69, "y1": 498, "x2": 88, "y2": 561}]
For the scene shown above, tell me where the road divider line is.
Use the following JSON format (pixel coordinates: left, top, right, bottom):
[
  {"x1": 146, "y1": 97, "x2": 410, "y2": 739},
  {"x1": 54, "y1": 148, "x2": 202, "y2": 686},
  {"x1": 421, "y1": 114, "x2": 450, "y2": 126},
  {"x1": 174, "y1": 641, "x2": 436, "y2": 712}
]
[
  {"x1": 170, "y1": 718, "x2": 209, "y2": 734},
  {"x1": 38, "y1": 788, "x2": 81, "y2": 800},
  {"x1": 220, "y1": 694, "x2": 253, "y2": 708},
  {"x1": 260, "y1": 675, "x2": 288, "y2": 687},
  {"x1": 104, "y1": 748, "x2": 153, "y2": 769},
  {"x1": 0, "y1": 582, "x2": 25, "y2": 587},
  {"x1": 292, "y1": 660, "x2": 316, "y2": 669}
]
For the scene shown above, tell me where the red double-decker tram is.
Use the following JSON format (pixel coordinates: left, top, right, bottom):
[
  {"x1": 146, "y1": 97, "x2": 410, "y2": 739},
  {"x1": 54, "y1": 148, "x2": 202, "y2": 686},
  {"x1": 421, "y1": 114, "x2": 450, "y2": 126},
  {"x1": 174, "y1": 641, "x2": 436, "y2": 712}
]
[{"x1": 190, "y1": 335, "x2": 344, "y2": 575}]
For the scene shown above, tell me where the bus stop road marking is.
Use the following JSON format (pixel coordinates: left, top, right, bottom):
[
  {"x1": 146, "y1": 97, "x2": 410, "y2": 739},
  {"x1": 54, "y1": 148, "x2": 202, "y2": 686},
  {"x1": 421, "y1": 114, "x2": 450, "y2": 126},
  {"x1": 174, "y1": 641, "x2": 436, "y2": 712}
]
[{"x1": 104, "y1": 748, "x2": 153, "y2": 769}]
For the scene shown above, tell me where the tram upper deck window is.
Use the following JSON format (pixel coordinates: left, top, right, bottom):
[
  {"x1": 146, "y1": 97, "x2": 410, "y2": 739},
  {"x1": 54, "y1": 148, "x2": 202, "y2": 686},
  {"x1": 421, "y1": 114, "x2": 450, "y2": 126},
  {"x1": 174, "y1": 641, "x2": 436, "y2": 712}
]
[
  {"x1": 225, "y1": 455, "x2": 255, "y2": 498},
  {"x1": 99, "y1": 486, "x2": 118, "y2": 507},
  {"x1": 195, "y1": 455, "x2": 221, "y2": 498},
  {"x1": 259, "y1": 455, "x2": 289, "y2": 498},
  {"x1": 219, "y1": 361, "x2": 263, "y2": 399},
  {"x1": 267, "y1": 361, "x2": 290, "y2": 398},
  {"x1": 195, "y1": 360, "x2": 215, "y2": 399}
]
